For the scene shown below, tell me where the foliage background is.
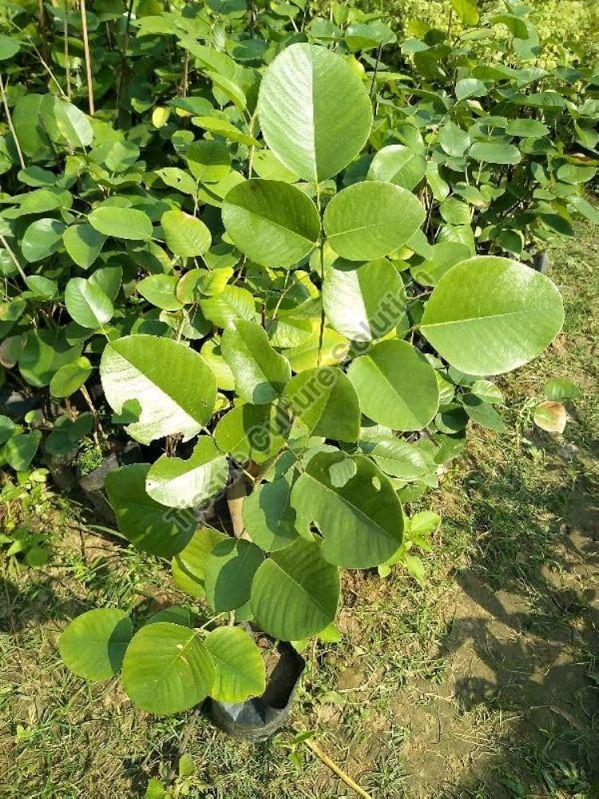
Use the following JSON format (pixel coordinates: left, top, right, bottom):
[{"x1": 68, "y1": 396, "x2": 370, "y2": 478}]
[{"x1": 355, "y1": 0, "x2": 599, "y2": 62}]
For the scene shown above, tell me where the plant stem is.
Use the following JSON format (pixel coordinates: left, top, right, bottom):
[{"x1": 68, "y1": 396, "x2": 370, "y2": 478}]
[
  {"x1": 305, "y1": 738, "x2": 372, "y2": 799},
  {"x1": 0, "y1": 232, "x2": 26, "y2": 281},
  {"x1": 226, "y1": 471, "x2": 249, "y2": 539},
  {"x1": 80, "y1": 0, "x2": 95, "y2": 115},
  {"x1": 116, "y1": 0, "x2": 134, "y2": 121},
  {"x1": 0, "y1": 75, "x2": 25, "y2": 169},
  {"x1": 369, "y1": 43, "x2": 383, "y2": 98}
]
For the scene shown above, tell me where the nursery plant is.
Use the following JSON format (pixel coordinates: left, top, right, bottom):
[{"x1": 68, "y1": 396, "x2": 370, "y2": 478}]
[{"x1": 0, "y1": 0, "x2": 596, "y2": 724}]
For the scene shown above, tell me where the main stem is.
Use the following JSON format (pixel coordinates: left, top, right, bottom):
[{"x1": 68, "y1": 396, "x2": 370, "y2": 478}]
[{"x1": 0, "y1": 75, "x2": 25, "y2": 169}]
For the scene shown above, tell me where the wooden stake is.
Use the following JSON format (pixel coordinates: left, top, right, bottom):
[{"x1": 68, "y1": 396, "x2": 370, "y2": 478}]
[
  {"x1": 0, "y1": 75, "x2": 25, "y2": 169},
  {"x1": 80, "y1": 0, "x2": 94, "y2": 114},
  {"x1": 305, "y1": 738, "x2": 373, "y2": 799},
  {"x1": 63, "y1": 0, "x2": 71, "y2": 98}
]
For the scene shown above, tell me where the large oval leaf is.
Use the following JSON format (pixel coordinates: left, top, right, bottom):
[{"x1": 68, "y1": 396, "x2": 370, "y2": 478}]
[
  {"x1": 291, "y1": 451, "x2": 404, "y2": 568},
  {"x1": 88, "y1": 206, "x2": 153, "y2": 241},
  {"x1": 282, "y1": 366, "x2": 360, "y2": 442},
  {"x1": 100, "y1": 335, "x2": 216, "y2": 444},
  {"x1": 242, "y1": 476, "x2": 299, "y2": 552},
  {"x1": 59, "y1": 609, "x2": 133, "y2": 681},
  {"x1": 348, "y1": 340, "x2": 439, "y2": 430},
  {"x1": 204, "y1": 538, "x2": 264, "y2": 612},
  {"x1": 322, "y1": 258, "x2": 406, "y2": 341},
  {"x1": 106, "y1": 464, "x2": 195, "y2": 557},
  {"x1": 257, "y1": 43, "x2": 372, "y2": 182},
  {"x1": 122, "y1": 623, "x2": 215, "y2": 715},
  {"x1": 420, "y1": 257, "x2": 564, "y2": 375},
  {"x1": 161, "y1": 209, "x2": 212, "y2": 258},
  {"x1": 221, "y1": 320, "x2": 291, "y2": 404},
  {"x1": 172, "y1": 528, "x2": 227, "y2": 598},
  {"x1": 21, "y1": 218, "x2": 65, "y2": 262},
  {"x1": 214, "y1": 402, "x2": 290, "y2": 464},
  {"x1": 222, "y1": 179, "x2": 319, "y2": 268},
  {"x1": 63, "y1": 223, "x2": 106, "y2": 269},
  {"x1": 65, "y1": 277, "x2": 113, "y2": 329},
  {"x1": 146, "y1": 436, "x2": 229, "y2": 509},
  {"x1": 205, "y1": 626, "x2": 266, "y2": 703},
  {"x1": 367, "y1": 144, "x2": 426, "y2": 190},
  {"x1": 250, "y1": 537, "x2": 339, "y2": 640},
  {"x1": 323, "y1": 181, "x2": 425, "y2": 261}
]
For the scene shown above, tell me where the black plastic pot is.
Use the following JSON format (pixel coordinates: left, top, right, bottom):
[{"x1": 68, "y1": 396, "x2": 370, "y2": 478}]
[
  {"x1": 209, "y1": 642, "x2": 305, "y2": 741},
  {"x1": 532, "y1": 251, "x2": 550, "y2": 274}
]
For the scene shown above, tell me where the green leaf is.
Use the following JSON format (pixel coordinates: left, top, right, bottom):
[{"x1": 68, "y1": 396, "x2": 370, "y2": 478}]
[
  {"x1": 469, "y1": 379, "x2": 503, "y2": 404},
  {"x1": 192, "y1": 116, "x2": 260, "y2": 147},
  {"x1": 411, "y1": 242, "x2": 471, "y2": 286},
  {"x1": 420, "y1": 257, "x2": 564, "y2": 375},
  {"x1": 451, "y1": 0, "x2": 479, "y2": 26},
  {"x1": 360, "y1": 434, "x2": 438, "y2": 482},
  {"x1": 65, "y1": 277, "x2": 114, "y2": 329},
  {"x1": 161, "y1": 209, "x2": 212, "y2": 258},
  {"x1": 543, "y1": 378, "x2": 580, "y2": 402},
  {"x1": 257, "y1": 43, "x2": 372, "y2": 182},
  {"x1": 250, "y1": 537, "x2": 339, "y2": 640},
  {"x1": 172, "y1": 528, "x2": 227, "y2": 599},
  {"x1": 146, "y1": 437, "x2": 229, "y2": 509},
  {"x1": 63, "y1": 223, "x2": 106, "y2": 269},
  {"x1": 155, "y1": 167, "x2": 197, "y2": 195},
  {"x1": 0, "y1": 34, "x2": 20, "y2": 60},
  {"x1": 323, "y1": 257, "x2": 406, "y2": 341},
  {"x1": 556, "y1": 163, "x2": 596, "y2": 184},
  {"x1": 137, "y1": 274, "x2": 182, "y2": 311},
  {"x1": 19, "y1": 329, "x2": 82, "y2": 388},
  {"x1": 285, "y1": 328, "x2": 351, "y2": 372},
  {"x1": 242, "y1": 476, "x2": 299, "y2": 552},
  {"x1": 439, "y1": 120, "x2": 470, "y2": 157},
  {"x1": 185, "y1": 139, "x2": 231, "y2": 184},
  {"x1": 100, "y1": 335, "x2": 216, "y2": 443},
  {"x1": 4, "y1": 430, "x2": 42, "y2": 471},
  {"x1": 54, "y1": 100, "x2": 93, "y2": 148},
  {"x1": 505, "y1": 118, "x2": 549, "y2": 138},
  {"x1": 49, "y1": 357, "x2": 93, "y2": 398},
  {"x1": 88, "y1": 206, "x2": 153, "y2": 241},
  {"x1": 222, "y1": 179, "x2": 319, "y2": 268},
  {"x1": 105, "y1": 464, "x2": 194, "y2": 557},
  {"x1": 462, "y1": 395, "x2": 506, "y2": 431},
  {"x1": 221, "y1": 320, "x2": 291, "y2": 404},
  {"x1": 204, "y1": 538, "x2": 264, "y2": 612},
  {"x1": 367, "y1": 145, "x2": 426, "y2": 191},
  {"x1": 291, "y1": 451, "x2": 404, "y2": 568},
  {"x1": 323, "y1": 181, "x2": 424, "y2": 261},
  {"x1": 200, "y1": 285, "x2": 256, "y2": 329},
  {"x1": 455, "y1": 78, "x2": 487, "y2": 101},
  {"x1": 469, "y1": 142, "x2": 521, "y2": 165},
  {"x1": 59, "y1": 609, "x2": 133, "y2": 681},
  {"x1": 214, "y1": 402, "x2": 290, "y2": 464},
  {"x1": 205, "y1": 626, "x2": 266, "y2": 703},
  {"x1": 122, "y1": 623, "x2": 215, "y2": 715},
  {"x1": 21, "y1": 218, "x2": 65, "y2": 263},
  {"x1": 283, "y1": 366, "x2": 360, "y2": 442},
  {"x1": 348, "y1": 340, "x2": 439, "y2": 430}
]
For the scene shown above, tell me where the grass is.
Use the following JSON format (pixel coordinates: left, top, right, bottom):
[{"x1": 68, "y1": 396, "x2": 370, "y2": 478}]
[{"x1": 1, "y1": 218, "x2": 598, "y2": 798}]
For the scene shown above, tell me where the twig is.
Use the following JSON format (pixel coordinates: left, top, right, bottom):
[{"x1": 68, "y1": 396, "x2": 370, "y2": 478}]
[
  {"x1": 29, "y1": 41, "x2": 69, "y2": 101},
  {"x1": 80, "y1": 0, "x2": 94, "y2": 114},
  {"x1": 80, "y1": 384, "x2": 106, "y2": 444},
  {"x1": 369, "y1": 43, "x2": 383, "y2": 98},
  {"x1": 305, "y1": 738, "x2": 372, "y2": 799},
  {"x1": 0, "y1": 75, "x2": 25, "y2": 169}
]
